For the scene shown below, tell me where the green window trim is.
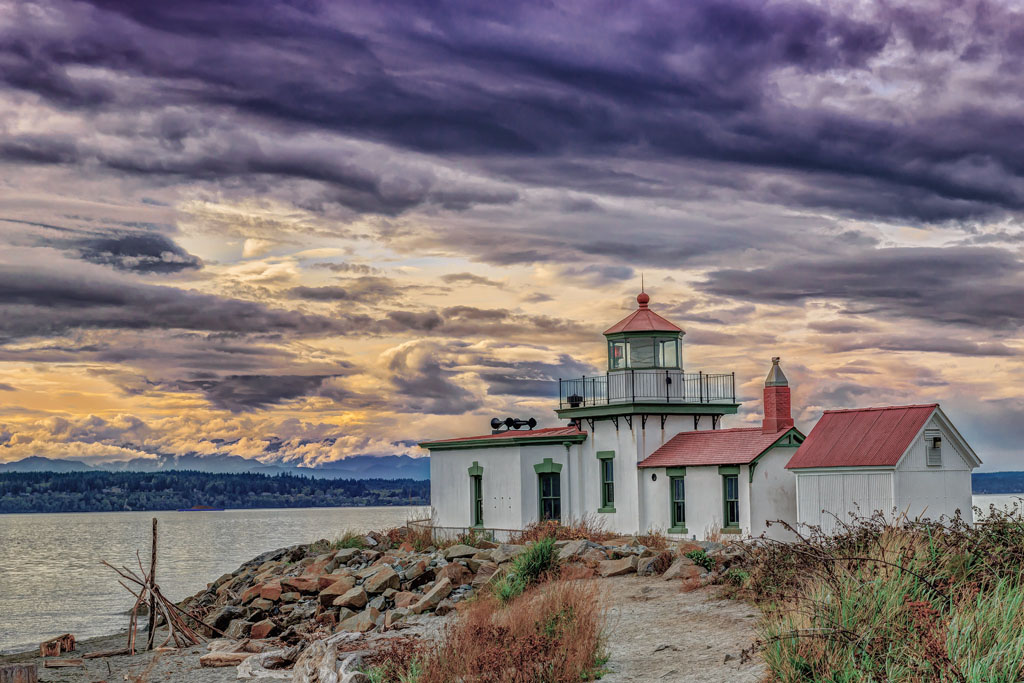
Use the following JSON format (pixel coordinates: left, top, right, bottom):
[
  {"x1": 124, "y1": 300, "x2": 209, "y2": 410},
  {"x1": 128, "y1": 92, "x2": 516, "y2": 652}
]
[
  {"x1": 467, "y1": 461, "x2": 484, "y2": 477},
  {"x1": 470, "y1": 474, "x2": 484, "y2": 529},
  {"x1": 718, "y1": 465, "x2": 740, "y2": 475},
  {"x1": 722, "y1": 473, "x2": 740, "y2": 529},
  {"x1": 538, "y1": 471, "x2": 561, "y2": 522},
  {"x1": 666, "y1": 467, "x2": 686, "y2": 477},
  {"x1": 598, "y1": 451, "x2": 615, "y2": 513},
  {"x1": 534, "y1": 458, "x2": 563, "y2": 474},
  {"x1": 669, "y1": 475, "x2": 686, "y2": 534}
]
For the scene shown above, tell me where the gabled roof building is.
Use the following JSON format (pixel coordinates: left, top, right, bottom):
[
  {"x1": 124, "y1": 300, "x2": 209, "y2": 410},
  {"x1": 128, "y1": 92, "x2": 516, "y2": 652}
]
[{"x1": 789, "y1": 404, "x2": 980, "y2": 533}]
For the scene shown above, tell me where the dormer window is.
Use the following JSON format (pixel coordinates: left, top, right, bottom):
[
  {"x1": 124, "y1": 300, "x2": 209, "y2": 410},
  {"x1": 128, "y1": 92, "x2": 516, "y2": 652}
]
[{"x1": 926, "y1": 430, "x2": 942, "y2": 466}]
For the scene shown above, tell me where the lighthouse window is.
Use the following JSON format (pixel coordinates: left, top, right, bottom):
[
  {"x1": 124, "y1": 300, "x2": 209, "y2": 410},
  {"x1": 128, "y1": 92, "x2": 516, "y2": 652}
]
[
  {"x1": 608, "y1": 340, "x2": 627, "y2": 370},
  {"x1": 657, "y1": 338, "x2": 680, "y2": 368},
  {"x1": 628, "y1": 338, "x2": 655, "y2": 368},
  {"x1": 538, "y1": 472, "x2": 561, "y2": 522}
]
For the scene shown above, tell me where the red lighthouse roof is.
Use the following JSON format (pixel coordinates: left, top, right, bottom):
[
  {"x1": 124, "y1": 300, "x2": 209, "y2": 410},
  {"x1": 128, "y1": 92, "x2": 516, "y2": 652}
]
[{"x1": 603, "y1": 291, "x2": 683, "y2": 335}]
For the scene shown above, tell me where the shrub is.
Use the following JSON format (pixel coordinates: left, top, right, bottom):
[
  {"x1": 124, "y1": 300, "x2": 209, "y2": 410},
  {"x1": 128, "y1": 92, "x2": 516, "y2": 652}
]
[
  {"x1": 685, "y1": 549, "x2": 715, "y2": 572},
  {"x1": 750, "y1": 509, "x2": 1024, "y2": 681},
  {"x1": 417, "y1": 580, "x2": 607, "y2": 683}
]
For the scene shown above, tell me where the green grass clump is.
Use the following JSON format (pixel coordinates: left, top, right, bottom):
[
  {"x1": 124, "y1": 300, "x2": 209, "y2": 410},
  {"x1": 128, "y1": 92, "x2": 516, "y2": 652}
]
[
  {"x1": 685, "y1": 549, "x2": 715, "y2": 572},
  {"x1": 492, "y1": 537, "x2": 558, "y2": 604},
  {"x1": 332, "y1": 530, "x2": 368, "y2": 550},
  {"x1": 511, "y1": 536, "x2": 558, "y2": 583}
]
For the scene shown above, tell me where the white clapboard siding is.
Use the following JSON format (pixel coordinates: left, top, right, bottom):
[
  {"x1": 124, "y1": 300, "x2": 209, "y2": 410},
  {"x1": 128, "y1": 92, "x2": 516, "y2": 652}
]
[{"x1": 797, "y1": 471, "x2": 893, "y2": 534}]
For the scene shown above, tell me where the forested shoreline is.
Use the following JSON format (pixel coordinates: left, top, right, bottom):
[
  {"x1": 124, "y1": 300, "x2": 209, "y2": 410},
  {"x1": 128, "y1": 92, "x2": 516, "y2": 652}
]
[{"x1": 0, "y1": 470, "x2": 429, "y2": 513}]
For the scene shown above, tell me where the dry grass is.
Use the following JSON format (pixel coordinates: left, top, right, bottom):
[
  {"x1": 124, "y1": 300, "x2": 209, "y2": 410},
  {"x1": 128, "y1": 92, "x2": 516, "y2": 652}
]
[
  {"x1": 508, "y1": 514, "x2": 611, "y2": 545},
  {"x1": 749, "y1": 509, "x2": 1024, "y2": 682},
  {"x1": 635, "y1": 529, "x2": 669, "y2": 550},
  {"x1": 417, "y1": 579, "x2": 607, "y2": 683}
]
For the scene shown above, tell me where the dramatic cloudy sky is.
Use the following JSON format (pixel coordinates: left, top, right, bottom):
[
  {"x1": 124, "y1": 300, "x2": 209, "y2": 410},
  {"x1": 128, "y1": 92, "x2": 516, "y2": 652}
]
[{"x1": 1, "y1": 0, "x2": 1023, "y2": 470}]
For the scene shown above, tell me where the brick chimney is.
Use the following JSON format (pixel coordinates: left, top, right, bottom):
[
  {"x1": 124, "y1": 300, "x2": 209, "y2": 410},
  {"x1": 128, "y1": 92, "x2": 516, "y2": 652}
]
[{"x1": 762, "y1": 357, "x2": 794, "y2": 434}]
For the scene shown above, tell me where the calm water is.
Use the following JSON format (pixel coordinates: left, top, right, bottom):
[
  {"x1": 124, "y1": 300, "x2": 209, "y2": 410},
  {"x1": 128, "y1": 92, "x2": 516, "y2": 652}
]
[{"x1": 0, "y1": 506, "x2": 425, "y2": 653}]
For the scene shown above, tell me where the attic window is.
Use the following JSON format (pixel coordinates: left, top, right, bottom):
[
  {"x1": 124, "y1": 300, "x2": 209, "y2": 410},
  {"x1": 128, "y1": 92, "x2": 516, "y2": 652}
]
[{"x1": 926, "y1": 430, "x2": 942, "y2": 466}]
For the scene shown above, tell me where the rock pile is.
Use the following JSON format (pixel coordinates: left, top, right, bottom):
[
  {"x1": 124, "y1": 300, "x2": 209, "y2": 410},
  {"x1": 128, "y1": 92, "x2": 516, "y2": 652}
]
[{"x1": 179, "y1": 529, "x2": 746, "y2": 644}]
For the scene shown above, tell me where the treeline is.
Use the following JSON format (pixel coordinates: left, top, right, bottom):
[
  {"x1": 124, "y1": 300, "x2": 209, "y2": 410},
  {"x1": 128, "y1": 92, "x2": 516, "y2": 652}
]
[{"x1": 0, "y1": 470, "x2": 429, "y2": 514}]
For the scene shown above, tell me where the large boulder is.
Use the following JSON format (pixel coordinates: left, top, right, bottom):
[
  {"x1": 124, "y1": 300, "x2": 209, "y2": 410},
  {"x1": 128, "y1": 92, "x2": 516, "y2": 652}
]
[
  {"x1": 444, "y1": 544, "x2": 478, "y2": 560},
  {"x1": 598, "y1": 556, "x2": 638, "y2": 577},
  {"x1": 240, "y1": 583, "x2": 264, "y2": 604},
  {"x1": 663, "y1": 557, "x2": 700, "y2": 581},
  {"x1": 411, "y1": 578, "x2": 452, "y2": 614},
  {"x1": 402, "y1": 560, "x2": 428, "y2": 583},
  {"x1": 339, "y1": 607, "x2": 381, "y2": 633},
  {"x1": 333, "y1": 547, "x2": 361, "y2": 564},
  {"x1": 637, "y1": 555, "x2": 664, "y2": 576},
  {"x1": 224, "y1": 619, "x2": 252, "y2": 639},
  {"x1": 318, "y1": 576, "x2": 358, "y2": 607},
  {"x1": 393, "y1": 591, "x2": 419, "y2": 609},
  {"x1": 281, "y1": 576, "x2": 320, "y2": 593},
  {"x1": 259, "y1": 581, "x2": 283, "y2": 601},
  {"x1": 436, "y1": 563, "x2": 473, "y2": 586},
  {"x1": 364, "y1": 566, "x2": 400, "y2": 594},
  {"x1": 471, "y1": 562, "x2": 499, "y2": 588},
  {"x1": 490, "y1": 544, "x2": 526, "y2": 564},
  {"x1": 556, "y1": 539, "x2": 589, "y2": 560},
  {"x1": 333, "y1": 586, "x2": 368, "y2": 609},
  {"x1": 203, "y1": 605, "x2": 244, "y2": 632},
  {"x1": 250, "y1": 618, "x2": 280, "y2": 640}
]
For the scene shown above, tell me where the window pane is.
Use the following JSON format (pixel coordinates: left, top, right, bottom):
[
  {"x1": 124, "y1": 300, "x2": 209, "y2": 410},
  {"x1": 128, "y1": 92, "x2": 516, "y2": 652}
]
[
  {"x1": 628, "y1": 338, "x2": 654, "y2": 367},
  {"x1": 673, "y1": 478, "x2": 685, "y2": 501},
  {"x1": 609, "y1": 341, "x2": 627, "y2": 369},
  {"x1": 551, "y1": 474, "x2": 560, "y2": 497},
  {"x1": 657, "y1": 339, "x2": 679, "y2": 368}
]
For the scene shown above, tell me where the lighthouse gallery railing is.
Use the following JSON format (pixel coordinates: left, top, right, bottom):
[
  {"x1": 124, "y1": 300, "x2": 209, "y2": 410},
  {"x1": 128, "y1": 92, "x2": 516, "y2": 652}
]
[{"x1": 558, "y1": 370, "x2": 735, "y2": 409}]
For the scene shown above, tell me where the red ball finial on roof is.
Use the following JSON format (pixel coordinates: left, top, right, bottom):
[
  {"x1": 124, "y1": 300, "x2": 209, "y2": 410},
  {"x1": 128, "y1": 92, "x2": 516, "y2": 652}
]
[{"x1": 637, "y1": 291, "x2": 650, "y2": 308}]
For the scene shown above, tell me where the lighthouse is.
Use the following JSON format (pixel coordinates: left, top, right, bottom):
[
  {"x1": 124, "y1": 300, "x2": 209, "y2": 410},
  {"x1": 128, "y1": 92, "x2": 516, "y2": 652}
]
[{"x1": 420, "y1": 291, "x2": 806, "y2": 540}]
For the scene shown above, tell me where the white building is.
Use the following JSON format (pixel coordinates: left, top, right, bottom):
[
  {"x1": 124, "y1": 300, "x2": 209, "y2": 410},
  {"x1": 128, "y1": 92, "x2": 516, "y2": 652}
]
[
  {"x1": 420, "y1": 291, "x2": 805, "y2": 540},
  {"x1": 788, "y1": 404, "x2": 982, "y2": 533}
]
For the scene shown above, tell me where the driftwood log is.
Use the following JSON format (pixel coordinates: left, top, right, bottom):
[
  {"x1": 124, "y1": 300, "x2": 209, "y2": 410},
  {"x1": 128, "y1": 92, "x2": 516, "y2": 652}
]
[
  {"x1": 0, "y1": 663, "x2": 37, "y2": 683},
  {"x1": 199, "y1": 652, "x2": 254, "y2": 668},
  {"x1": 42, "y1": 659, "x2": 83, "y2": 668}
]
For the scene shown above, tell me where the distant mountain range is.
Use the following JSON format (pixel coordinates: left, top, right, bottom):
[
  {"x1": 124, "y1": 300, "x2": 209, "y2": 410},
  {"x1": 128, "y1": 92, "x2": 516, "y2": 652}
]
[{"x1": 0, "y1": 453, "x2": 430, "y2": 480}]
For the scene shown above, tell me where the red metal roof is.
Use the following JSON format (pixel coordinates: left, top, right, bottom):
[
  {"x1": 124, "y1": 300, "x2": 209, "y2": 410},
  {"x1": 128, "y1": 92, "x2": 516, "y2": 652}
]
[
  {"x1": 419, "y1": 426, "x2": 585, "y2": 447},
  {"x1": 604, "y1": 292, "x2": 683, "y2": 335},
  {"x1": 785, "y1": 404, "x2": 937, "y2": 470},
  {"x1": 637, "y1": 427, "x2": 794, "y2": 468}
]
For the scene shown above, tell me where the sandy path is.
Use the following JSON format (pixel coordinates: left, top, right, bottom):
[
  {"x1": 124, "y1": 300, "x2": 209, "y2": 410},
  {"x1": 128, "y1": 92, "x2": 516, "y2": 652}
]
[{"x1": 599, "y1": 576, "x2": 765, "y2": 682}]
